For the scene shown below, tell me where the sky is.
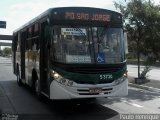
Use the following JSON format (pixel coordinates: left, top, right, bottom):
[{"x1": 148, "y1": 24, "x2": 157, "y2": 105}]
[
  {"x1": 0, "y1": 0, "x2": 116, "y2": 35},
  {"x1": 0, "y1": 0, "x2": 160, "y2": 36}
]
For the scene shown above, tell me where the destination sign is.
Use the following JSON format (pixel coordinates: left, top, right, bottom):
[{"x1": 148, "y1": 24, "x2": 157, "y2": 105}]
[
  {"x1": 65, "y1": 12, "x2": 111, "y2": 22},
  {"x1": 61, "y1": 28, "x2": 86, "y2": 36},
  {"x1": 66, "y1": 55, "x2": 91, "y2": 63}
]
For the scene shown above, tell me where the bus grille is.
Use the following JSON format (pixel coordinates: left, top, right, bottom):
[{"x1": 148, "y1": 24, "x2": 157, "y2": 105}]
[{"x1": 77, "y1": 88, "x2": 113, "y2": 95}]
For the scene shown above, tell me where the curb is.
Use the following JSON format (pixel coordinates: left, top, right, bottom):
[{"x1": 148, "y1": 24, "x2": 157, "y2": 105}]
[{"x1": 129, "y1": 83, "x2": 160, "y2": 93}]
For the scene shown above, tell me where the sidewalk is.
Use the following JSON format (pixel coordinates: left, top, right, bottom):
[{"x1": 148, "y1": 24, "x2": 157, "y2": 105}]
[{"x1": 128, "y1": 76, "x2": 160, "y2": 93}]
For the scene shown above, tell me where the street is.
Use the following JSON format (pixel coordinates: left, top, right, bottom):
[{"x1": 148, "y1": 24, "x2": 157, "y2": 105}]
[{"x1": 0, "y1": 56, "x2": 160, "y2": 120}]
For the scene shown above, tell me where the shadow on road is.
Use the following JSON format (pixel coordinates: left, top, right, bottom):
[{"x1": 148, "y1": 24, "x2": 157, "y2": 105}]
[
  {"x1": 44, "y1": 100, "x2": 119, "y2": 120},
  {"x1": 2, "y1": 80, "x2": 160, "y2": 120},
  {"x1": 16, "y1": 102, "x2": 119, "y2": 120},
  {"x1": 0, "y1": 80, "x2": 119, "y2": 120},
  {"x1": 97, "y1": 88, "x2": 160, "y2": 106}
]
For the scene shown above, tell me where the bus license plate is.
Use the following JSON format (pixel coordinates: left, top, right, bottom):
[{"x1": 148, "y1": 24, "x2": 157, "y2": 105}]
[{"x1": 89, "y1": 88, "x2": 102, "y2": 93}]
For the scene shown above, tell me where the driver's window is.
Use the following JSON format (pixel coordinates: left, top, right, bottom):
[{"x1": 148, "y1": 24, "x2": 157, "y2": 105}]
[{"x1": 51, "y1": 26, "x2": 65, "y2": 63}]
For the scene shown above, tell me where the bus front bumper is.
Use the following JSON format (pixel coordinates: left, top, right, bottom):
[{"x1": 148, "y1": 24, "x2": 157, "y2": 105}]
[{"x1": 50, "y1": 78, "x2": 128, "y2": 100}]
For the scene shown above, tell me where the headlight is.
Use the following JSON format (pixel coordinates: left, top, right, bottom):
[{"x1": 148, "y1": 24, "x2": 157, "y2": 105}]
[
  {"x1": 50, "y1": 70, "x2": 60, "y2": 79},
  {"x1": 59, "y1": 78, "x2": 74, "y2": 86},
  {"x1": 123, "y1": 70, "x2": 128, "y2": 77},
  {"x1": 114, "y1": 77, "x2": 126, "y2": 85},
  {"x1": 50, "y1": 70, "x2": 74, "y2": 86},
  {"x1": 114, "y1": 70, "x2": 128, "y2": 85},
  {"x1": 53, "y1": 73, "x2": 59, "y2": 79}
]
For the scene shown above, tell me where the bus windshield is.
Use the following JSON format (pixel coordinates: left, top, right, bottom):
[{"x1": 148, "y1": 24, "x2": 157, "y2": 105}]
[{"x1": 50, "y1": 25, "x2": 125, "y2": 64}]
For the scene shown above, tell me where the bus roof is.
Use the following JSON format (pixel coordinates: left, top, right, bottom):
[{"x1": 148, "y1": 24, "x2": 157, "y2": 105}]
[{"x1": 13, "y1": 7, "x2": 122, "y2": 33}]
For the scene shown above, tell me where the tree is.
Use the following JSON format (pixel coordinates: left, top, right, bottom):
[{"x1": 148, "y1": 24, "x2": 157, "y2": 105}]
[
  {"x1": 143, "y1": 1, "x2": 160, "y2": 61},
  {"x1": 114, "y1": 0, "x2": 160, "y2": 79},
  {"x1": 3, "y1": 47, "x2": 12, "y2": 56}
]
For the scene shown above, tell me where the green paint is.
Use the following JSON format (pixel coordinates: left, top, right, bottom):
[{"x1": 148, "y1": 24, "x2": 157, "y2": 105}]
[{"x1": 52, "y1": 65, "x2": 126, "y2": 84}]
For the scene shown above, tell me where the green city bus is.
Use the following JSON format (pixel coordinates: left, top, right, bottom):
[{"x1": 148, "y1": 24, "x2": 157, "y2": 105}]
[{"x1": 12, "y1": 7, "x2": 128, "y2": 100}]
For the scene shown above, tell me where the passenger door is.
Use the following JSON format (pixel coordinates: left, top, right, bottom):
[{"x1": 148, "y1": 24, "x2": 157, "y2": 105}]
[{"x1": 40, "y1": 20, "x2": 50, "y2": 95}]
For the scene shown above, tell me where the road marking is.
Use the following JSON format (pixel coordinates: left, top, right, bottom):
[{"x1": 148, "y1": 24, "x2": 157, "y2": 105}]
[
  {"x1": 121, "y1": 100, "x2": 143, "y2": 108},
  {"x1": 130, "y1": 103, "x2": 143, "y2": 108}
]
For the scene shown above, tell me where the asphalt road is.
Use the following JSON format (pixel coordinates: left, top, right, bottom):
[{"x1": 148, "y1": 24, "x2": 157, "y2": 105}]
[{"x1": 0, "y1": 56, "x2": 160, "y2": 120}]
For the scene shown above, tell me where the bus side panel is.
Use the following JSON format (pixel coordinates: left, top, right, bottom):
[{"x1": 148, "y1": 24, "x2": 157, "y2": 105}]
[
  {"x1": 12, "y1": 34, "x2": 18, "y2": 75},
  {"x1": 24, "y1": 24, "x2": 41, "y2": 87},
  {"x1": 15, "y1": 32, "x2": 21, "y2": 78},
  {"x1": 16, "y1": 33, "x2": 21, "y2": 75},
  {"x1": 20, "y1": 31, "x2": 26, "y2": 80}
]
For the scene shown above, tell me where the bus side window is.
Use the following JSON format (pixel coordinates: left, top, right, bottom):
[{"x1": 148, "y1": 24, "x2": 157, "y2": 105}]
[
  {"x1": 28, "y1": 27, "x2": 32, "y2": 38},
  {"x1": 26, "y1": 40, "x2": 29, "y2": 51},
  {"x1": 44, "y1": 25, "x2": 52, "y2": 47},
  {"x1": 32, "y1": 39, "x2": 36, "y2": 50},
  {"x1": 31, "y1": 38, "x2": 39, "y2": 51},
  {"x1": 35, "y1": 38, "x2": 39, "y2": 50},
  {"x1": 26, "y1": 39, "x2": 32, "y2": 51},
  {"x1": 34, "y1": 23, "x2": 39, "y2": 36},
  {"x1": 14, "y1": 35, "x2": 18, "y2": 51},
  {"x1": 17, "y1": 33, "x2": 21, "y2": 52}
]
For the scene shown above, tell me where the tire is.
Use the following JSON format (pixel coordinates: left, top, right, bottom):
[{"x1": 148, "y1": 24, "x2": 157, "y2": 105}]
[{"x1": 17, "y1": 65, "x2": 22, "y2": 86}]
